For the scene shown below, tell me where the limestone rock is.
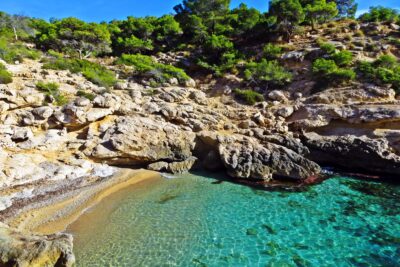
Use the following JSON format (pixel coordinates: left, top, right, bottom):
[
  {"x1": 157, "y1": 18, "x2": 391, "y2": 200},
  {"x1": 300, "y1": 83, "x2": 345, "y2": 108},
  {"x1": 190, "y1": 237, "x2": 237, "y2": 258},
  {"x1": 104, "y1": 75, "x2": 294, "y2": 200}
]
[
  {"x1": 218, "y1": 140, "x2": 320, "y2": 181},
  {"x1": 304, "y1": 132, "x2": 400, "y2": 176},
  {"x1": 0, "y1": 222, "x2": 75, "y2": 267}
]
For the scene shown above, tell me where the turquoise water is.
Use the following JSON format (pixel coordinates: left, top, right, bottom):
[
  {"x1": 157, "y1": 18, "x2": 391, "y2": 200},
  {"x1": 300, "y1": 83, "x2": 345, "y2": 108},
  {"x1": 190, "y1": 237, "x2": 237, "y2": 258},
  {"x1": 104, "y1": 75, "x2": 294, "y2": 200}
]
[{"x1": 69, "y1": 173, "x2": 400, "y2": 267}]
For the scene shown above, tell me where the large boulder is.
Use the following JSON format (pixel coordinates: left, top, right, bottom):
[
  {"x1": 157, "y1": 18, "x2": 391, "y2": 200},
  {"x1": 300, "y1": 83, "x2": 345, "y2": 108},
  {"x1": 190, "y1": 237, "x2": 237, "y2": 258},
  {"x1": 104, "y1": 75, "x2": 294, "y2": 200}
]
[
  {"x1": 218, "y1": 140, "x2": 321, "y2": 181},
  {"x1": 85, "y1": 116, "x2": 197, "y2": 166},
  {"x1": 303, "y1": 132, "x2": 400, "y2": 176},
  {"x1": 0, "y1": 222, "x2": 75, "y2": 267}
]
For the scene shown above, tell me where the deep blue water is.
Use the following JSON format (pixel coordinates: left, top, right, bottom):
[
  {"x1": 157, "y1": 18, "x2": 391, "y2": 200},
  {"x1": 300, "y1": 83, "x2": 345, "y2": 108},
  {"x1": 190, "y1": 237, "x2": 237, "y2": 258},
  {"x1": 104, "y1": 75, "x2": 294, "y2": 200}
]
[{"x1": 69, "y1": 173, "x2": 400, "y2": 267}]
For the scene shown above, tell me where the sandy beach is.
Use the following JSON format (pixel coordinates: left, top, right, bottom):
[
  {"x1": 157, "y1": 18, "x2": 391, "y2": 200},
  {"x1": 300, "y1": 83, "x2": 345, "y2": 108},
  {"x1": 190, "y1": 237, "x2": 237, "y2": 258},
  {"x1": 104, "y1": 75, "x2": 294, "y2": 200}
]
[{"x1": 8, "y1": 168, "x2": 161, "y2": 235}]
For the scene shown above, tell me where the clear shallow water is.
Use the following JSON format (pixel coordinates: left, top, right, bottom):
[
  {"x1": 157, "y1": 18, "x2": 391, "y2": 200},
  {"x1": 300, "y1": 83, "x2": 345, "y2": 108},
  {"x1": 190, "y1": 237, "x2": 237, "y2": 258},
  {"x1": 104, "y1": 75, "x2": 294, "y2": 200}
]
[{"x1": 69, "y1": 173, "x2": 400, "y2": 267}]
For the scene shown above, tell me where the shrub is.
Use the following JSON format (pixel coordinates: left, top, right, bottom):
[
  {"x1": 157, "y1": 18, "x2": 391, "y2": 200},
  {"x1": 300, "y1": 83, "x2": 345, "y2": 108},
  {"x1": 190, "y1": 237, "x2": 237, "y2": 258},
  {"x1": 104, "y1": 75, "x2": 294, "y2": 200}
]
[
  {"x1": 312, "y1": 58, "x2": 355, "y2": 84},
  {"x1": 319, "y1": 42, "x2": 336, "y2": 55},
  {"x1": 263, "y1": 43, "x2": 282, "y2": 59},
  {"x1": 0, "y1": 63, "x2": 12, "y2": 84},
  {"x1": 312, "y1": 59, "x2": 338, "y2": 75},
  {"x1": 244, "y1": 59, "x2": 292, "y2": 86},
  {"x1": 0, "y1": 37, "x2": 41, "y2": 63},
  {"x1": 332, "y1": 50, "x2": 353, "y2": 67},
  {"x1": 43, "y1": 58, "x2": 117, "y2": 88},
  {"x1": 36, "y1": 82, "x2": 67, "y2": 106},
  {"x1": 233, "y1": 89, "x2": 264, "y2": 105},
  {"x1": 117, "y1": 54, "x2": 190, "y2": 84},
  {"x1": 357, "y1": 55, "x2": 400, "y2": 91},
  {"x1": 331, "y1": 68, "x2": 356, "y2": 82}
]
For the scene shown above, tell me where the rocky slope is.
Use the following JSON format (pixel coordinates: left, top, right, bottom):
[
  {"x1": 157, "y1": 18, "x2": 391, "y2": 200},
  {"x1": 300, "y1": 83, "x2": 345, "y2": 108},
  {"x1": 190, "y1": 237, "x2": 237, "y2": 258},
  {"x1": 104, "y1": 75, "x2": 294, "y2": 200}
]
[{"x1": 1, "y1": 20, "x2": 400, "y2": 266}]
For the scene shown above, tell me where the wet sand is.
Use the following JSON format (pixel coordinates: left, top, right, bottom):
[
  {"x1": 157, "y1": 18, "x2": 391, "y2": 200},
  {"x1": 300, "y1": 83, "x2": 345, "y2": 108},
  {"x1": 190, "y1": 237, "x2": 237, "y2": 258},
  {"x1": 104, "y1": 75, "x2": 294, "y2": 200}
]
[{"x1": 9, "y1": 168, "x2": 161, "y2": 235}]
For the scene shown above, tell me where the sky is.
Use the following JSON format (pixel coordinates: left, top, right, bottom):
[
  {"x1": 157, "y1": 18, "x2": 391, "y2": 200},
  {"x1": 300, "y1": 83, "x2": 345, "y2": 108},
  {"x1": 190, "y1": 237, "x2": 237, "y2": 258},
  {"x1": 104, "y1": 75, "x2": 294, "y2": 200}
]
[{"x1": 0, "y1": 0, "x2": 398, "y2": 22}]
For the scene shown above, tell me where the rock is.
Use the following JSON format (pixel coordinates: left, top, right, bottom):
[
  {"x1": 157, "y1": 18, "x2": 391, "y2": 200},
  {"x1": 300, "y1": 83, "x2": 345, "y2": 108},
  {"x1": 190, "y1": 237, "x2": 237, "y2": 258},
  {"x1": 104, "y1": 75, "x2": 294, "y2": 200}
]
[
  {"x1": 189, "y1": 90, "x2": 207, "y2": 105},
  {"x1": 303, "y1": 132, "x2": 400, "y2": 176},
  {"x1": 148, "y1": 161, "x2": 169, "y2": 172},
  {"x1": 218, "y1": 140, "x2": 320, "y2": 181},
  {"x1": 281, "y1": 51, "x2": 306, "y2": 62},
  {"x1": 276, "y1": 106, "x2": 294, "y2": 118},
  {"x1": 185, "y1": 78, "x2": 196, "y2": 88},
  {"x1": 86, "y1": 116, "x2": 196, "y2": 166},
  {"x1": 32, "y1": 106, "x2": 53, "y2": 120},
  {"x1": 74, "y1": 97, "x2": 91, "y2": 107},
  {"x1": 168, "y1": 157, "x2": 197, "y2": 174},
  {"x1": 268, "y1": 90, "x2": 288, "y2": 103},
  {"x1": 11, "y1": 127, "x2": 33, "y2": 142},
  {"x1": 390, "y1": 23, "x2": 400, "y2": 30},
  {"x1": 169, "y1": 78, "x2": 179, "y2": 86},
  {"x1": 114, "y1": 81, "x2": 128, "y2": 90},
  {"x1": 0, "y1": 222, "x2": 75, "y2": 267}
]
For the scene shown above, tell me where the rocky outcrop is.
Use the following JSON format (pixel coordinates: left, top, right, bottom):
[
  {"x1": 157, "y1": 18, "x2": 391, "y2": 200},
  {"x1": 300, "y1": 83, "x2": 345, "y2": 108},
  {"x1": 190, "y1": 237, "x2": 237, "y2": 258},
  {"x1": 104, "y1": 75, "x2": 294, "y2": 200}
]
[
  {"x1": 84, "y1": 116, "x2": 197, "y2": 166},
  {"x1": 303, "y1": 132, "x2": 400, "y2": 176},
  {"x1": 0, "y1": 222, "x2": 74, "y2": 267},
  {"x1": 195, "y1": 131, "x2": 320, "y2": 181}
]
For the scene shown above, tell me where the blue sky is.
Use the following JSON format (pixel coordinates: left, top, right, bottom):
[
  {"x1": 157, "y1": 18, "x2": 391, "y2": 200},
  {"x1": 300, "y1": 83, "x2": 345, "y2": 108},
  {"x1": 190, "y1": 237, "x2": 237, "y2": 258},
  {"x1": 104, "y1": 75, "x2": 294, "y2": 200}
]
[{"x1": 0, "y1": 1, "x2": 398, "y2": 22}]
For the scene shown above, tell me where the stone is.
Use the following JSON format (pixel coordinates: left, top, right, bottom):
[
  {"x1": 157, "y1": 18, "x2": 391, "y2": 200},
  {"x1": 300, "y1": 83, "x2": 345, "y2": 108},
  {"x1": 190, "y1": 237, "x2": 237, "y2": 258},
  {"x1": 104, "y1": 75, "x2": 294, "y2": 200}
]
[
  {"x1": 276, "y1": 106, "x2": 294, "y2": 118},
  {"x1": 268, "y1": 90, "x2": 288, "y2": 103},
  {"x1": 304, "y1": 132, "x2": 400, "y2": 176},
  {"x1": 185, "y1": 78, "x2": 196, "y2": 88},
  {"x1": 0, "y1": 222, "x2": 75, "y2": 267}
]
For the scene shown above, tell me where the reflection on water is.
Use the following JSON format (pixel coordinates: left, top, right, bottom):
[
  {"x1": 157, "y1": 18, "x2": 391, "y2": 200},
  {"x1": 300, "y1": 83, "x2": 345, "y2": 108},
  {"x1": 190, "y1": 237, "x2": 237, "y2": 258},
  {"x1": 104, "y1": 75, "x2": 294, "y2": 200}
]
[{"x1": 69, "y1": 173, "x2": 400, "y2": 267}]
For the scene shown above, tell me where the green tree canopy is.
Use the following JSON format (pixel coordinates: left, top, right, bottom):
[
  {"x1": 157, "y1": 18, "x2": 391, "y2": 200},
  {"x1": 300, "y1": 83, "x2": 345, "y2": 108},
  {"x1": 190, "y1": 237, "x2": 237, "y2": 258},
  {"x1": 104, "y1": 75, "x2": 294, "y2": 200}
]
[
  {"x1": 304, "y1": 0, "x2": 338, "y2": 30},
  {"x1": 269, "y1": 0, "x2": 305, "y2": 41},
  {"x1": 33, "y1": 17, "x2": 111, "y2": 58}
]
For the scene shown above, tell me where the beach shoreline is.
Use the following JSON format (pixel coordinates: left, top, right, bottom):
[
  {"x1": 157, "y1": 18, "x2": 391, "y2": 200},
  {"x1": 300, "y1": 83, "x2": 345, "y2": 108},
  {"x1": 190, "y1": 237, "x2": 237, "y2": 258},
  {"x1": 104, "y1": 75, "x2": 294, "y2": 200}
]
[{"x1": 8, "y1": 168, "x2": 161, "y2": 235}]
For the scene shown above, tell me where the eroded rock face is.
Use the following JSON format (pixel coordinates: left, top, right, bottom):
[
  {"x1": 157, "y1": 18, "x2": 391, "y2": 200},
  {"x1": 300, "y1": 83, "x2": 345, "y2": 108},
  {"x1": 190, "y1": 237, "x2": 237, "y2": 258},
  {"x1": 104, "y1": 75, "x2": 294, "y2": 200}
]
[
  {"x1": 0, "y1": 223, "x2": 75, "y2": 267},
  {"x1": 303, "y1": 132, "x2": 400, "y2": 176},
  {"x1": 85, "y1": 116, "x2": 196, "y2": 166},
  {"x1": 218, "y1": 140, "x2": 320, "y2": 181}
]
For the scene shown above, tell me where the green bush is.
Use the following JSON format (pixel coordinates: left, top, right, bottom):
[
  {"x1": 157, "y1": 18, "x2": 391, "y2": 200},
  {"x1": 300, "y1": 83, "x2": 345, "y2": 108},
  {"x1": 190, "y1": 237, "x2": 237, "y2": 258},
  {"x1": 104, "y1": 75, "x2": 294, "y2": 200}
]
[
  {"x1": 357, "y1": 55, "x2": 400, "y2": 91},
  {"x1": 0, "y1": 63, "x2": 12, "y2": 84},
  {"x1": 263, "y1": 43, "x2": 282, "y2": 59},
  {"x1": 0, "y1": 38, "x2": 41, "y2": 63},
  {"x1": 331, "y1": 68, "x2": 356, "y2": 82},
  {"x1": 332, "y1": 50, "x2": 353, "y2": 67},
  {"x1": 319, "y1": 42, "x2": 336, "y2": 55},
  {"x1": 244, "y1": 59, "x2": 292, "y2": 86},
  {"x1": 43, "y1": 58, "x2": 117, "y2": 88},
  {"x1": 36, "y1": 82, "x2": 67, "y2": 106},
  {"x1": 312, "y1": 58, "x2": 355, "y2": 84},
  {"x1": 233, "y1": 89, "x2": 264, "y2": 105},
  {"x1": 117, "y1": 54, "x2": 190, "y2": 84}
]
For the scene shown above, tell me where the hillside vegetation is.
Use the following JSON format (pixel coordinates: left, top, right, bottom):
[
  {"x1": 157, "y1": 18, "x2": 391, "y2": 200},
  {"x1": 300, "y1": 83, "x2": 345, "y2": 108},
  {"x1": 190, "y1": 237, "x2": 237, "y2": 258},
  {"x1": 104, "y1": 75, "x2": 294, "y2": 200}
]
[{"x1": 0, "y1": 1, "x2": 399, "y2": 103}]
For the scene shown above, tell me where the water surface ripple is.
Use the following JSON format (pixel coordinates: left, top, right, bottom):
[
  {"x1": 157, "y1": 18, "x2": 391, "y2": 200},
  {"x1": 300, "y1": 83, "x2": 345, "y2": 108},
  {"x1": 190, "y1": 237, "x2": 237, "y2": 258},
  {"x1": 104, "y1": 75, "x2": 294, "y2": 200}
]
[{"x1": 69, "y1": 173, "x2": 400, "y2": 267}]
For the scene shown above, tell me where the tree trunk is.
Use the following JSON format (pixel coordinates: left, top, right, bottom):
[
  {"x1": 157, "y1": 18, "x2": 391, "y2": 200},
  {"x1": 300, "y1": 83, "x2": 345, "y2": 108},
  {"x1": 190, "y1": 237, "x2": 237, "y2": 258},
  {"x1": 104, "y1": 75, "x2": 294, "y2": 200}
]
[
  {"x1": 13, "y1": 26, "x2": 18, "y2": 41},
  {"x1": 311, "y1": 18, "x2": 316, "y2": 31}
]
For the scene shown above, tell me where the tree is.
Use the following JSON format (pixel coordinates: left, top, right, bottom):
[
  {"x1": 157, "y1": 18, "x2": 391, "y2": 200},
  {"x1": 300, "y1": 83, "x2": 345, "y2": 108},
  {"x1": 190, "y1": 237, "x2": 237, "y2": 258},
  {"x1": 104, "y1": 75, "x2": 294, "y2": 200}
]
[
  {"x1": 269, "y1": 0, "x2": 305, "y2": 42},
  {"x1": 328, "y1": 0, "x2": 357, "y2": 18},
  {"x1": 110, "y1": 16, "x2": 156, "y2": 54},
  {"x1": 359, "y1": 6, "x2": 399, "y2": 23},
  {"x1": 304, "y1": 0, "x2": 338, "y2": 30},
  {"x1": 153, "y1": 15, "x2": 183, "y2": 49},
  {"x1": 0, "y1": 12, "x2": 33, "y2": 40},
  {"x1": 174, "y1": 0, "x2": 231, "y2": 36},
  {"x1": 33, "y1": 17, "x2": 111, "y2": 58},
  {"x1": 174, "y1": 0, "x2": 230, "y2": 17},
  {"x1": 230, "y1": 4, "x2": 262, "y2": 37}
]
